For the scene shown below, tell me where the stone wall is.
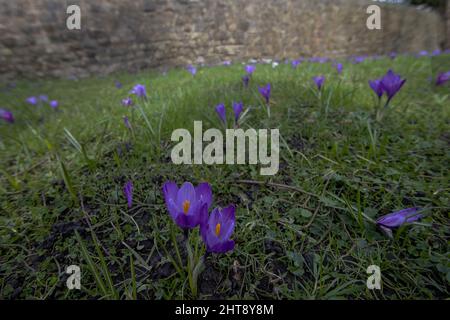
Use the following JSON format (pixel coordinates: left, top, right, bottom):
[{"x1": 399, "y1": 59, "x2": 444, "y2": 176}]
[{"x1": 0, "y1": 0, "x2": 447, "y2": 80}]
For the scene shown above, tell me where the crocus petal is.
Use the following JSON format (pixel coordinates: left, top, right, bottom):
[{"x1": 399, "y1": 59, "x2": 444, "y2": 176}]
[
  {"x1": 123, "y1": 181, "x2": 133, "y2": 208},
  {"x1": 167, "y1": 198, "x2": 181, "y2": 221},
  {"x1": 369, "y1": 79, "x2": 383, "y2": 98},
  {"x1": 219, "y1": 205, "x2": 235, "y2": 240},
  {"x1": 196, "y1": 182, "x2": 212, "y2": 209},
  {"x1": 210, "y1": 240, "x2": 235, "y2": 253},
  {"x1": 376, "y1": 207, "x2": 423, "y2": 228},
  {"x1": 176, "y1": 182, "x2": 196, "y2": 208},
  {"x1": 162, "y1": 181, "x2": 178, "y2": 206}
]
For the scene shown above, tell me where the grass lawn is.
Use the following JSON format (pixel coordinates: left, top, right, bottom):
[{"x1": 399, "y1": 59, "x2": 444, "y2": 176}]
[{"x1": 0, "y1": 54, "x2": 449, "y2": 299}]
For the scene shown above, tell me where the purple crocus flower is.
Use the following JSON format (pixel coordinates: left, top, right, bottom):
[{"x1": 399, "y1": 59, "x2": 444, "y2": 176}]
[
  {"x1": 200, "y1": 205, "x2": 235, "y2": 254},
  {"x1": 223, "y1": 60, "x2": 232, "y2": 66},
  {"x1": 380, "y1": 70, "x2": 406, "y2": 103},
  {"x1": 245, "y1": 65, "x2": 256, "y2": 75},
  {"x1": 242, "y1": 75, "x2": 250, "y2": 88},
  {"x1": 162, "y1": 181, "x2": 213, "y2": 229},
  {"x1": 39, "y1": 95, "x2": 48, "y2": 102},
  {"x1": 187, "y1": 65, "x2": 197, "y2": 76},
  {"x1": 130, "y1": 84, "x2": 147, "y2": 99},
  {"x1": 26, "y1": 96, "x2": 38, "y2": 105},
  {"x1": 369, "y1": 79, "x2": 383, "y2": 99},
  {"x1": 418, "y1": 50, "x2": 429, "y2": 57},
  {"x1": 389, "y1": 52, "x2": 397, "y2": 60},
  {"x1": 232, "y1": 101, "x2": 243, "y2": 123},
  {"x1": 353, "y1": 56, "x2": 365, "y2": 64},
  {"x1": 0, "y1": 109, "x2": 14, "y2": 123},
  {"x1": 122, "y1": 97, "x2": 133, "y2": 107},
  {"x1": 215, "y1": 103, "x2": 226, "y2": 124},
  {"x1": 313, "y1": 76, "x2": 325, "y2": 90},
  {"x1": 258, "y1": 83, "x2": 271, "y2": 104},
  {"x1": 376, "y1": 207, "x2": 423, "y2": 229},
  {"x1": 435, "y1": 71, "x2": 450, "y2": 86},
  {"x1": 431, "y1": 49, "x2": 442, "y2": 57},
  {"x1": 123, "y1": 116, "x2": 131, "y2": 129},
  {"x1": 335, "y1": 63, "x2": 343, "y2": 75},
  {"x1": 115, "y1": 81, "x2": 123, "y2": 89},
  {"x1": 123, "y1": 181, "x2": 133, "y2": 208},
  {"x1": 49, "y1": 100, "x2": 59, "y2": 109},
  {"x1": 291, "y1": 59, "x2": 301, "y2": 69}
]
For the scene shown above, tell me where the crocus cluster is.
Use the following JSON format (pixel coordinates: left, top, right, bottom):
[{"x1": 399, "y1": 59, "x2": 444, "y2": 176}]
[
  {"x1": 369, "y1": 69, "x2": 406, "y2": 104},
  {"x1": 215, "y1": 102, "x2": 244, "y2": 126},
  {"x1": 26, "y1": 95, "x2": 59, "y2": 109},
  {"x1": 163, "y1": 181, "x2": 235, "y2": 253}
]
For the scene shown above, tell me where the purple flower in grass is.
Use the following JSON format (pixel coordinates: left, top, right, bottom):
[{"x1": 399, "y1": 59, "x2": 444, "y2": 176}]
[
  {"x1": 431, "y1": 49, "x2": 441, "y2": 57},
  {"x1": 242, "y1": 75, "x2": 250, "y2": 88},
  {"x1": 335, "y1": 63, "x2": 343, "y2": 75},
  {"x1": 49, "y1": 100, "x2": 59, "y2": 109},
  {"x1": 26, "y1": 96, "x2": 38, "y2": 105},
  {"x1": 291, "y1": 59, "x2": 301, "y2": 69},
  {"x1": 232, "y1": 101, "x2": 243, "y2": 123},
  {"x1": 115, "y1": 81, "x2": 123, "y2": 89},
  {"x1": 123, "y1": 116, "x2": 131, "y2": 129},
  {"x1": 0, "y1": 109, "x2": 14, "y2": 123},
  {"x1": 245, "y1": 65, "x2": 256, "y2": 75},
  {"x1": 39, "y1": 95, "x2": 48, "y2": 102},
  {"x1": 187, "y1": 65, "x2": 197, "y2": 76},
  {"x1": 215, "y1": 103, "x2": 226, "y2": 124},
  {"x1": 353, "y1": 56, "x2": 365, "y2": 64},
  {"x1": 369, "y1": 79, "x2": 383, "y2": 99},
  {"x1": 258, "y1": 83, "x2": 271, "y2": 104},
  {"x1": 223, "y1": 60, "x2": 232, "y2": 66},
  {"x1": 436, "y1": 71, "x2": 450, "y2": 86},
  {"x1": 313, "y1": 76, "x2": 325, "y2": 90},
  {"x1": 380, "y1": 70, "x2": 406, "y2": 103},
  {"x1": 376, "y1": 207, "x2": 423, "y2": 230},
  {"x1": 122, "y1": 97, "x2": 133, "y2": 107},
  {"x1": 200, "y1": 205, "x2": 235, "y2": 254},
  {"x1": 123, "y1": 181, "x2": 133, "y2": 208},
  {"x1": 130, "y1": 84, "x2": 147, "y2": 99},
  {"x1": 162, "y1": 181, "x2": 212, "y2": 229}
]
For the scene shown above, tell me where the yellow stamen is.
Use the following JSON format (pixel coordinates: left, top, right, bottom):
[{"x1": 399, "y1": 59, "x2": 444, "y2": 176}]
[
  {"x1": 182, "y1": 200, "x2": 190, "y2": 215},
  {"x1": 215, "y1": 223, "x2": 221, "y2": 237}
]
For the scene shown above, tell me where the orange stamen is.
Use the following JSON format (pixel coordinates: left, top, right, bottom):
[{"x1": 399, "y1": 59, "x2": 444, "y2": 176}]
[
  {"x1": 215, "y1": 223, "x2": 221, "y2": 237},
  {"x1": 182, "y1": 200, "x2": 190, "y2": 215}
]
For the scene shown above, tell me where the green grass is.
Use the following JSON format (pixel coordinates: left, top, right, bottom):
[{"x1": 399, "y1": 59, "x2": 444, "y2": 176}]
[{"x1": 0, "y1": 55, "x2": 449, "y2": 299}]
